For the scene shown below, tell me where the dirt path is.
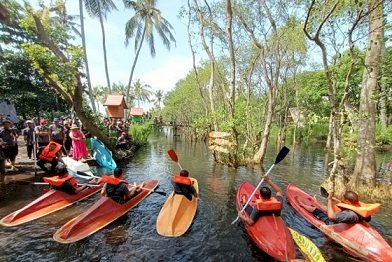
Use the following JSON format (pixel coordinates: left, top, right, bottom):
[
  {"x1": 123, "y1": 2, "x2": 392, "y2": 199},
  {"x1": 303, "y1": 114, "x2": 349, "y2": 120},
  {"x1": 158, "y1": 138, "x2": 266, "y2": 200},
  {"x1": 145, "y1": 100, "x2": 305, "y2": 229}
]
[{"x1": 1, "y1": 136, "x2": 47, "y2": 183}]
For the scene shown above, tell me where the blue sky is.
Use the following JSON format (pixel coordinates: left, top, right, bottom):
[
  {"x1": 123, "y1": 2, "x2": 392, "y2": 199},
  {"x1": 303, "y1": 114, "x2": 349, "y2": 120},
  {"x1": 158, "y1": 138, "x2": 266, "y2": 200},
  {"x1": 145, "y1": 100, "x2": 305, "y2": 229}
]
[{"x1": 65, "y1": 0, "x2": 194, "y2": 99}]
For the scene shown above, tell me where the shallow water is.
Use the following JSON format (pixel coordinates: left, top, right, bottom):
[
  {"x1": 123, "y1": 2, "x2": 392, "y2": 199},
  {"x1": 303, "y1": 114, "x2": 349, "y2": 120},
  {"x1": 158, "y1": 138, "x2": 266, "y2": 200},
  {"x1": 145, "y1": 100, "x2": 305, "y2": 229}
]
[{"x1": 0, "y1": 128, "x2": 391, "y2": 261}]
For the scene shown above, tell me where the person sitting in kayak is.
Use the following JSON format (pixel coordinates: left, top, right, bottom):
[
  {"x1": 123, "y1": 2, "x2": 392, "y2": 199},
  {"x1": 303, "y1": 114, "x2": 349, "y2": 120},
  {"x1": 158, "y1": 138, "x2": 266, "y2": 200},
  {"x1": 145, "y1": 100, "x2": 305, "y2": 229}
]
[
  {"x1": 43, "y1": 167, "x2": 88, "y2": 195},
  {"x1": 98, "y1": 168, "x2": 144, "y2": 204},
  {"x1": 37, "y1": 141, "x2": 64, "y2": 173},
  {"x1": 238, "y1": 175, "x2": 283, "y2": 225},
  {"x1": 172, "y1": 169, "x2": 198, "y2": 201},
  {"x1": 297, "y1": 191, "x2": 377, "y2": 224}
]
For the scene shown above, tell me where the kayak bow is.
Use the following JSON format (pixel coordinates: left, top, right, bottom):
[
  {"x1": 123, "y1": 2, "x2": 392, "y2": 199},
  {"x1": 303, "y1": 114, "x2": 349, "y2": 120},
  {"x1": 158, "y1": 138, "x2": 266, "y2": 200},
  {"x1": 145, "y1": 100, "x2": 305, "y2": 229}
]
[
  {"x1": 0, "y1": 186, "x2": 101, "y2": 227},
  {"x1": 156, "y1": 177, "x2": 199, "y2": 237},
  {"x1": 236, "y1": 182, "x2": 296, "y2": 261},
  {"x1": 53, "y1": 179, "x2": 159, "y2": 243}
]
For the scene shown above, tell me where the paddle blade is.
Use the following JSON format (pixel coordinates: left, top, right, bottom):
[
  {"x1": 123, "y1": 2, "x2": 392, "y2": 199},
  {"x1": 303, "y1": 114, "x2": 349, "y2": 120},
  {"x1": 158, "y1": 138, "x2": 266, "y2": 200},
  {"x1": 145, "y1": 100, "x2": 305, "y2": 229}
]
[
  {"x1": 320, "y1": 186, "x2": 329, "y2": 198},
  {"x1": 153, "y1": 190, "x2": 167, "y2": 196},
  {"x1": 274, "y1": 146, "x2": 290, "y2": 165},
  {"x1": 167, "y1": 148, "x2": 178, "y2": 162}
]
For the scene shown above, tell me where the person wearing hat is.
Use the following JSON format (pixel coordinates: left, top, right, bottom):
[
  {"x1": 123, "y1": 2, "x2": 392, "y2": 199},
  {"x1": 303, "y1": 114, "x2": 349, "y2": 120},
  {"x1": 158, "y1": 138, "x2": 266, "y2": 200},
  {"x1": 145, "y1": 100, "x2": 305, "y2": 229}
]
[
  {"x1": 0, "y1": 120, "x2": 19, "y2": 171},
  {"x1": 35, "y1": 119, "x2": 50, "y2": 152},
  {"x1": 22, "y1": 120, "x2": 35, "y2": 159},
  {"x1": 43, "y1": 167, "x2": 88, "y2": 195},
  {"x1": 69, "y1": 124, "x2": 88, "y2": 161},
  {"x1": 49, "y1": 117, "x2": 66, "y2": 155}
]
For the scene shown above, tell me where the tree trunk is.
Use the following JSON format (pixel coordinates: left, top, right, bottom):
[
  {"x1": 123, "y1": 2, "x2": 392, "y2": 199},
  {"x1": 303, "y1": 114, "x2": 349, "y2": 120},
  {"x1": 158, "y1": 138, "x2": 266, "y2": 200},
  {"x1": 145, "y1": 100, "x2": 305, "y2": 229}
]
[
  {"x1": 351, "y1": 0, "x2": 383, "y2": 186},
  {"x1": 126, "y1": 26, "x2": 146, "y2": 100},
  {"x1": 79, "y1": 0, "x2": 96, "y2": 111},
  {"x1": 97, "y1": 1, "x2": 111, "y2": 94},
  {"x1": 193, "y1": 0, "x2": 218, "y2": 130},
  {"x1": 379, "y1": 32, "x2": 387, "y2": 128},
  {"x1": 253, "y1": 89, "x2": 274, "y2": 164}
]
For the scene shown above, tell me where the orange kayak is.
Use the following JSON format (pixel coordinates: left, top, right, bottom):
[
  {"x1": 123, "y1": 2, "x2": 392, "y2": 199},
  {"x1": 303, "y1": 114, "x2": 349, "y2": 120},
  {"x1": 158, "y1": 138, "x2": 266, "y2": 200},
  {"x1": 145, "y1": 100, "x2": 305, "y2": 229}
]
[
  {"x1": 236, "y1": 182, "x2": 296, "y2": 261},
  {"x1": 0, "y1": 186, "x2": 101, "y2": 227},
  {"x1": 286, "y1": 184, "x2": 392, "y2": 262},
  {"x1": 53, "y1": 179, "x2": 159, "y2": 243},
  {"x1": 156, "y1": 177, "x2": 198, "y2": 237}
]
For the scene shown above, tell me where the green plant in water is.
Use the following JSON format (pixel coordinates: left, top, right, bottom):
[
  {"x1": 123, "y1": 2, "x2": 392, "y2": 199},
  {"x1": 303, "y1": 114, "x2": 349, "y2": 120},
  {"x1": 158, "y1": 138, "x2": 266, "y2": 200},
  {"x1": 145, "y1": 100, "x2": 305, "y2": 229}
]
[{"x1": 129, "y1": 123, "x2": 152, "y2": 145}]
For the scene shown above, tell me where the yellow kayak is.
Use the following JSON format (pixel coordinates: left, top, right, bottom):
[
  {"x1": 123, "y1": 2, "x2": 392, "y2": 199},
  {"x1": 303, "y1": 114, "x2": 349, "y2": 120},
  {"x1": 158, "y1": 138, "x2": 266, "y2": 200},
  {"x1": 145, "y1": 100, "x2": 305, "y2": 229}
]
[{"x1": 156, "y1": 178, "x2": 199, "y2": 237}]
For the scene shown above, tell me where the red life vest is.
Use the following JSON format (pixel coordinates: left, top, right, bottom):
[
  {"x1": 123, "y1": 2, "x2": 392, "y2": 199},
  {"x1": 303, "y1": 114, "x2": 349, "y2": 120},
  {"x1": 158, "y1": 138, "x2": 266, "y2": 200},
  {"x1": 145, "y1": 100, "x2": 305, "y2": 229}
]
[
  {"x1": 335, "y1": 202, "x2": 381, "y2": 218},
  {"x1": 101, "y1": 175, "x2": 128, "y2": 185},
  {"x1": 255, "y1": 197, "x2": 282, "y2": 212},
  {"x1": 39, "y1": 142, "x2": 62, "y2": 161},
  {"x1": 173, "y1": 175, "x2": 192, "y2": 186},
  {"x1": 43, "y1": 175, "x2": 77, "y2": 187}
]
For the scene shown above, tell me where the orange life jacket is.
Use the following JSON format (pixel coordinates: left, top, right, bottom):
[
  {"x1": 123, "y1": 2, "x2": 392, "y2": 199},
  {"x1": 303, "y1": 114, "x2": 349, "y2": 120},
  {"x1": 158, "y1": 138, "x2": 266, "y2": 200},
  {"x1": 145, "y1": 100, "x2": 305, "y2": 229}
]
[
  {"x1": 335, "y1": 202, "x2": 381, "y2": 218},
  {"x1": 43, "y1": 175, "x2": 77, "y2": 187},
  {"x1": 173, "y1": 175, "x2": 192, "y2": 186},
  {"x1": 39, "y1": 141, "x2": 62, "y2": 161},
  {"x1": 255, "y1": 197, "x2": 282, "y2": 212},
  {"x1": 101, "y1": 175, "x2": 128, "y2": 185}
]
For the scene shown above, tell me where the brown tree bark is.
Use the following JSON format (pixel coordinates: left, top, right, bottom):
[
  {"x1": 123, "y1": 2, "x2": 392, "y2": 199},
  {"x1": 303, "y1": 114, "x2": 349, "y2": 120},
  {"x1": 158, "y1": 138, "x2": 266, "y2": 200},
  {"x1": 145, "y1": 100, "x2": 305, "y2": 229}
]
[{"x1": 351, "y1": 0, "x2": 384, "y2": 186}]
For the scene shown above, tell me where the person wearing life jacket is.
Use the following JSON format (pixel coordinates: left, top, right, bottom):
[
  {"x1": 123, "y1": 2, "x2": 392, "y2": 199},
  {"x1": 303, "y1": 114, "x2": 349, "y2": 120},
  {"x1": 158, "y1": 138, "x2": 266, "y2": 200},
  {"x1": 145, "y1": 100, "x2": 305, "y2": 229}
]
[
  {"x1": 43, "y1": 167, "x2": 87, "y2": 195},
  {"x1": 298, "y1": 191, "x2": 377, "y2": 224},
  {"x1": 238, "y1": 175, "x2": 283, "y2": 226},
  {"x1": 171, "y1": 169, "x2": 198, "y2": 201},
  {"x1": 98, "y1": 168, "x2": 144, "y2": 204},
  {"x1": 37, "y1": 141, "x2": 64, "y2": 173}
]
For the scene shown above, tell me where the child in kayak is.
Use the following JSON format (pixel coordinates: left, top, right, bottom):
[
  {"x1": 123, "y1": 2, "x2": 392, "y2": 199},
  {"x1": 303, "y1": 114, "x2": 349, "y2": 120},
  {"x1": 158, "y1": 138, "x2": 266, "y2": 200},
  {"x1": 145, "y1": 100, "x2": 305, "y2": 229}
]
[
  {"x1": 43, "y1": 167, "x2": 88, "y2": 195},
  {"x1": 98, "y1": 168, "x2": 144, "y2": 204},
  {"x1": 171, "y1": 169, "x2": 198, "y2": 201},
  {"x1": 296, "y1": 191, "x2": 373, "y2": 224},
  {"x1": 238, "y1": 175, "x2": 283, "y2": 225}
]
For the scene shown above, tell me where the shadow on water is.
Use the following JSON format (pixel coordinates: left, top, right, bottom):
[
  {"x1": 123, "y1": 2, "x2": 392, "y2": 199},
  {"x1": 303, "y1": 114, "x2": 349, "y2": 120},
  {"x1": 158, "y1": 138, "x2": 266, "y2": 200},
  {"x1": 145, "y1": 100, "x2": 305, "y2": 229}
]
[{"x1": 0, "y1": 129, "x2": 391, "y2": 261}]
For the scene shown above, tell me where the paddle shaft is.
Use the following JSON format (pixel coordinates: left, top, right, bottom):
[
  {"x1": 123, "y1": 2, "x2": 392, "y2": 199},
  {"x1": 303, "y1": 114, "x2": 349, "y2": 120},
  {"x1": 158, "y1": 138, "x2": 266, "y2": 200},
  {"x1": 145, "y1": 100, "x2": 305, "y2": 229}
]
[
  {"x1": 74, "y1": 172, "x2": 166, "y2": 196},
  {"x1": 20, "y1": 181, "x2": 100, "y2": 187}
]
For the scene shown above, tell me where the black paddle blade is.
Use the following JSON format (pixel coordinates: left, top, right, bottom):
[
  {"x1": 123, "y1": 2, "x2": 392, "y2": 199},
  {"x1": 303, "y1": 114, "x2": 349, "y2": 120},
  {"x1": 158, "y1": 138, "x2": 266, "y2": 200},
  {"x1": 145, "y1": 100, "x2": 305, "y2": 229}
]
[
  {"x1": 167, "y1": 148, "x2": 178, "y2": 162},
  {"x1": 274, "y1": 146, "x2": 290, "y2": 164},
  {"x1": 320, "y1": 186, "x2": 329, "y2": 198},
  {"x1": 153, "y1": 190, "x2": 167, "y2": 196}
]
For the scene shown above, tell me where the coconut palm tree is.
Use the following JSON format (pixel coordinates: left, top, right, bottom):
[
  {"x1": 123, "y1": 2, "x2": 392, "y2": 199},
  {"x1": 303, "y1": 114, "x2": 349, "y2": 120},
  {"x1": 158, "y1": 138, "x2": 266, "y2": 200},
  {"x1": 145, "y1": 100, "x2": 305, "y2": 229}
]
[
  {"x1": 79, "y1": 0, "x2": 96, "y2": 110},
  {"x1": 91, "y1": 85, "x2": 103, "y2": 111},
  {"x1": 123, "y1": 0, "x2": 176, "y2": 99},
  {"x1": 153, "y1": 89, "x2": 164, "y2": 109},
  {"x1": 132, "y1": 79, "x2": 152, "y2": 107},
  {"x1": 84, "y1": 0, "x2": 117, "y2": 94}
]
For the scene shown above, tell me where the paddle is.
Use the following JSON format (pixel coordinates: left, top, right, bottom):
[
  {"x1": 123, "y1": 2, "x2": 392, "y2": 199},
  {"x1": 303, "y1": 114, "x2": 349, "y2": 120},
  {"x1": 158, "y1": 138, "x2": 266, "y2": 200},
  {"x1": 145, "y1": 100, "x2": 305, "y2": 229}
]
[
  {"x1": 167, "y1": 148, "x2": 183, "y2": 170},
  {"x1": 320, "y1": 186, "x2": 341, "y2": 202},
  {"x1": 167, "y1": 148, "x2": 201, "y2": 201},
  {"x1": 231, "y1": 146, "x2": 290, "y2": 225},
  {"x1": 75, "y1": 171, "x2": 167, "y2": 196},
  {"x1": 32, "y1": 132, "x2": 38, "y2": 176},
  {"x1": 12, "y1": 180, "x2": 100, "y2": 187}
]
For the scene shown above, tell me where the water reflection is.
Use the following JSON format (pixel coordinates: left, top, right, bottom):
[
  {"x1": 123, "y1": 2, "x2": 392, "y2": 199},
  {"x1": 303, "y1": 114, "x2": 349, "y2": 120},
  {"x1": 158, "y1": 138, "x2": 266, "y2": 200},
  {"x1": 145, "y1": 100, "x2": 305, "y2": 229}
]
[{"x1": 0, "y1": 130, "x2": 391, "y2": 261}]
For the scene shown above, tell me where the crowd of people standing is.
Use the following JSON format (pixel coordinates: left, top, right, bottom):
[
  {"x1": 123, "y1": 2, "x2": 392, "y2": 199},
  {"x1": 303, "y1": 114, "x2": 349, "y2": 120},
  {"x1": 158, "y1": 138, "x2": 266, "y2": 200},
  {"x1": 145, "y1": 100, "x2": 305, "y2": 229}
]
[{"x1": 0, "y1": 116, "x2": 90, "y2": 174}]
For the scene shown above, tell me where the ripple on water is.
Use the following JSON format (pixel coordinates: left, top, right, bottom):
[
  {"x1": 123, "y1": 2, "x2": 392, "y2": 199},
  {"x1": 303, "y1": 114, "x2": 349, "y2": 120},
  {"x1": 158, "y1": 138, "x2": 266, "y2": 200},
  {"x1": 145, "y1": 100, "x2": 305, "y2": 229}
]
[{"x1": 1, "y1": 137, "x2": 392, "y2": 261}]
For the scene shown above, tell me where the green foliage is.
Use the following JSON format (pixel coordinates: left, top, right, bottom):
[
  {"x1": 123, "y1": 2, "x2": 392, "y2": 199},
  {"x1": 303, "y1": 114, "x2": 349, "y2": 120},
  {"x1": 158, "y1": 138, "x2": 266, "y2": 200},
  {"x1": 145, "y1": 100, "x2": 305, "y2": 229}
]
[
  {"x1": 0, "y1": 51, "x2": 68, "y2": 119},
  {"x1": 129, "y1": 123, "x2": 152, "y2": 146},
  {"x1": 375, "y1": 124, "x2": 392, "y2": 146}
]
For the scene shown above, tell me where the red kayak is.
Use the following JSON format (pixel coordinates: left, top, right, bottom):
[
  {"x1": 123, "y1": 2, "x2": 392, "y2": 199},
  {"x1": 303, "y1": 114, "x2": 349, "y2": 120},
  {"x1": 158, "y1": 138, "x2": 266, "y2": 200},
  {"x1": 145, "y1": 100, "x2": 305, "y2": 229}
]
[
  {"x1": 53, "y1": 179, "x2": 159, "y2": 243},
  {"x1": 286, "y1": 184, "x2": 392, "y2": 262},
  {"x1": 236, "y1": 182, "x2": 296, "y2": 261},
  {"x1": 0, "y1": 186, "x2": 101, "y2": 227}
]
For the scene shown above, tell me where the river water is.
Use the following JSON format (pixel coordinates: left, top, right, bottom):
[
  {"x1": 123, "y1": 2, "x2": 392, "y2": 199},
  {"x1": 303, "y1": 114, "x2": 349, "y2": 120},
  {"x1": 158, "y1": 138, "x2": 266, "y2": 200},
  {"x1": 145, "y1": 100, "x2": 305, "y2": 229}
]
[{"x1": 0, "y1": 128, "x2": 391, "y2": 261}]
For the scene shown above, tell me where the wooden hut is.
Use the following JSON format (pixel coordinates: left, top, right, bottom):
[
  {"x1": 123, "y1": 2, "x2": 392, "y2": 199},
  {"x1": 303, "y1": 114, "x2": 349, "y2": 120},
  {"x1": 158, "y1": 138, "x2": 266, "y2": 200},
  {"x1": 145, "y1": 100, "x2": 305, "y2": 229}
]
[
  {"x1": 130, "y1": 107, "x2": 144, "y2": 123},
  {"x1": 104, "y1": 95, "x2": 128, "y2": 118}
]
